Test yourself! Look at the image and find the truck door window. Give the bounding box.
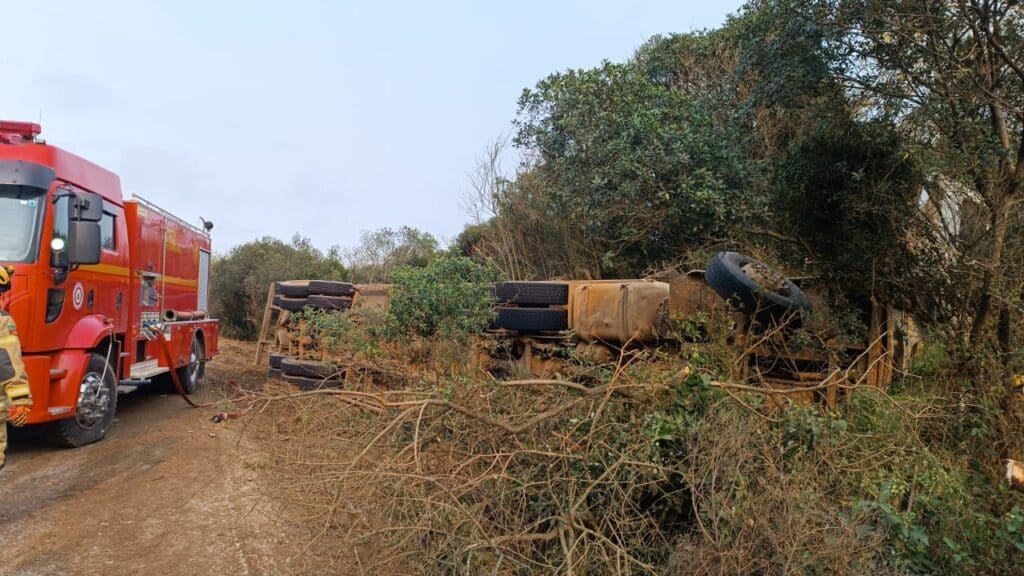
[0,185,46,263]
[101,212,117,250]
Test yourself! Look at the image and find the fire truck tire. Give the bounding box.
[704,252,812,325]
[47,352,118,448]
[269,353,286,369]
[493,282,569,306]
[491,308,568,332]
[275,281,310,298]
[275,296,309,312]
[280,357,343,380]
[283,373,343,391]
[307,295,353,311]
[175,336,204,395]
[308,280,356,297]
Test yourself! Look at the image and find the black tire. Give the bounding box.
[704,252,812,325]
[47,352,117,448]
[307,295,353,311]
[267,368,282,379]
[175,335,204,395]
[308,280,355,297]
[269,353,286,369]
[275,280,310,298]
[491,307,568,332]
[283,373,343,391]
[281,357,343,380]
[274,296,309,312]
[493,282,569,306]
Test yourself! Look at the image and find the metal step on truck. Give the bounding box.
[0,120,219,446]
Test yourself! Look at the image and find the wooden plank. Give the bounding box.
[253,282,277,366]
[867,297,883,387]
[883,305,897,386]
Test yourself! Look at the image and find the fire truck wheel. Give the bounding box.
[704,251,812,326]
[308,280,356,297]
[275,280,310,298]
[47,352,118,448]
[491,308,568,332]
[493,282,569,306]
[176,337,205,395]
[275,296,309,312]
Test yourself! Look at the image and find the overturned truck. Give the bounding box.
[256,252,921,405]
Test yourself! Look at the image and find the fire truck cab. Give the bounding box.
[0,120,219,446]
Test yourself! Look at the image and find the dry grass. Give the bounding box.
[229,334,908,575]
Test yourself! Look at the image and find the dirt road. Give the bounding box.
[0,342,294,576]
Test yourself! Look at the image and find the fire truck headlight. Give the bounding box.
[50,237,66,252]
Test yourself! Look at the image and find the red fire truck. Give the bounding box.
[0,120,219,446]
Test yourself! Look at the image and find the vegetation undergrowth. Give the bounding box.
[254,269,1024,575]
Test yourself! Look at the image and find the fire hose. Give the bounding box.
[146,324,249,423]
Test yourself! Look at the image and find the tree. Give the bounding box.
[513,61,749,277]
[211,234,347,339]
[818,0,1024,345]
[345,226,440,283]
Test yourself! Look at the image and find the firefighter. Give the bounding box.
[0,265,31,470]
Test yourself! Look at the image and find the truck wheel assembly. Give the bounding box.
[274,294,354,312]
[175,336,205,395]
[283,373,341,391]
[47,352,118,448]
[308,280,355,298]
[704,251,812,326]
[491,308,568,332]
[493,282,569,306]
[280,357,343,380]
[275,280,311,298]
[493,280,573,305]
[307,295,353,311]
[274,296,309,312]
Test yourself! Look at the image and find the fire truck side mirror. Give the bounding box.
[71,191,103,222]
[67,221,101,265]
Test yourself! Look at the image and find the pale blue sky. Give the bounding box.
[3,1,743,254]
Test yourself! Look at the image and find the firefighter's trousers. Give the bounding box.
[0,312,30,469]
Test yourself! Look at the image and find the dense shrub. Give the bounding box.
[385,255,499,340]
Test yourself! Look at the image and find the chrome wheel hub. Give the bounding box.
[188,343,199,388]
[75,371,110,429]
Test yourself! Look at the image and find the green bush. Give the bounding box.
[385,255,499,340]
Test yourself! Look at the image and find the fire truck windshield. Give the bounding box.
[0,185,46,263]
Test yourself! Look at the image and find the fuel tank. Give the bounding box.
[569,280,670,344]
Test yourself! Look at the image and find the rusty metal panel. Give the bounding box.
[570,280,669,344]
[668,272,721,318]
[353,283,390,310]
